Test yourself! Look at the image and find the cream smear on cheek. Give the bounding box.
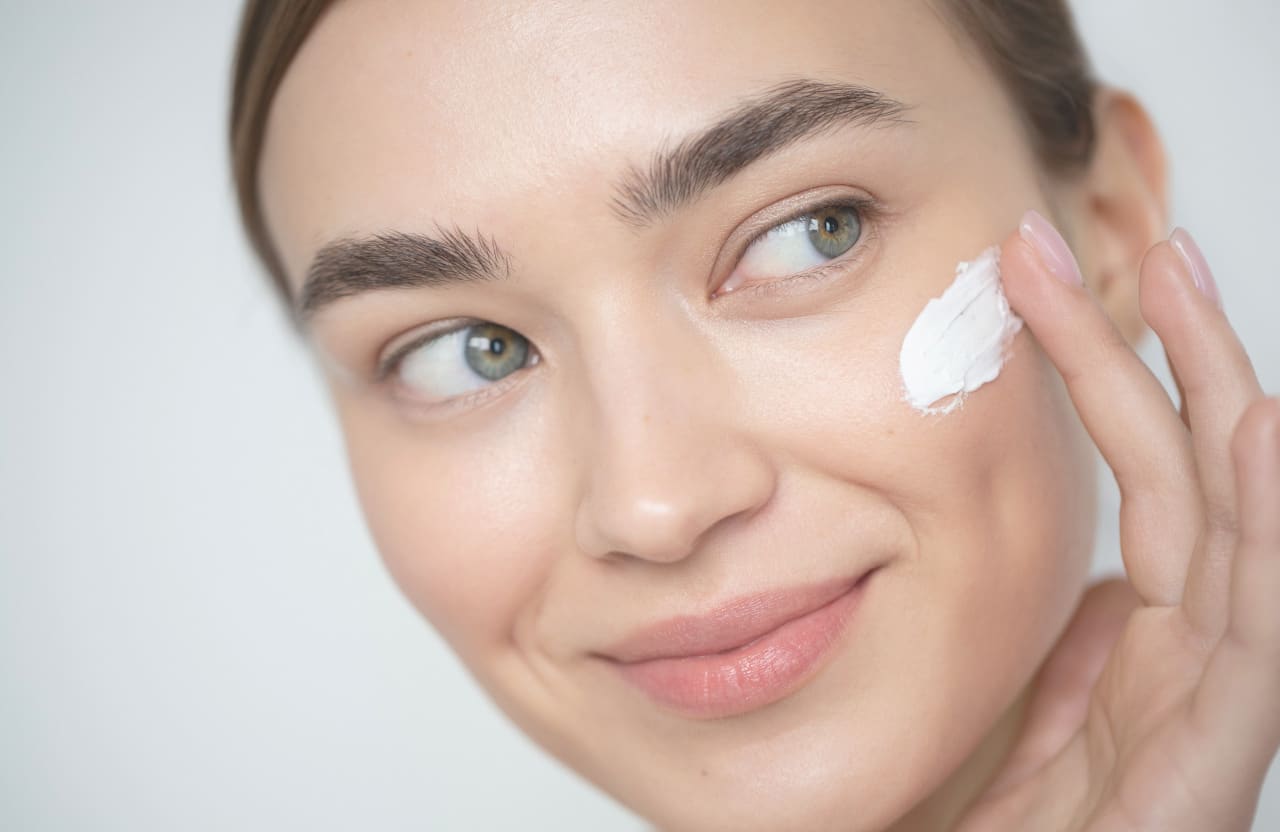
[898,247,1023,415]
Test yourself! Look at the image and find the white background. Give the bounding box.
[2,1,1277,829]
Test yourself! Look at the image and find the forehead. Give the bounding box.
[258,0,985,290]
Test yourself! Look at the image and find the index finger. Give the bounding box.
[999,211,1200,607]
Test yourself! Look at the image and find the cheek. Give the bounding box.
[332,392,562,662]
[733,293,1095,694]
[896,332,1096,644]
[732,257,1094,594]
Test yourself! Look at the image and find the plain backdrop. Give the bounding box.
[2,1,1277,829]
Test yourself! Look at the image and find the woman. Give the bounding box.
[229,1,1279,829]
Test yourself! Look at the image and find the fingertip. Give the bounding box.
[1136,240,1189,325]
[997,211,1088,313]
[998,220,1087,329]
[998,230,1048,299]
[1016,209,1085,288]
[1141,231,1225,303]
[1170,228,1223,308]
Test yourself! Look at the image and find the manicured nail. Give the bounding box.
[1170,227,1221,308]
[1018,209,1084,287]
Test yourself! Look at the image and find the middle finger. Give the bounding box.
[1141,230,1264,636]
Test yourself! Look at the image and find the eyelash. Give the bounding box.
[375,193,879,399]
[376,319,473,383]
[375,323,538,417]
[714,194,879,301]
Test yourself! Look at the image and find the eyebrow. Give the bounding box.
[611,78,911,226]
[298,227,510,323]
[296,78,910,324]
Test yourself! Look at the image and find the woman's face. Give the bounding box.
[260,1,1099,828]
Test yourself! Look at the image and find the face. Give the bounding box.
[259,1,1098,828]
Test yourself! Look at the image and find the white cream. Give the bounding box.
[898,246,1023,415]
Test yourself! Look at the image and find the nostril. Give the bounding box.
[577,494,704,564]
[574,450,777,566]
[571,380,778,564]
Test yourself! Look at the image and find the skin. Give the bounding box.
[256,1,1280,829]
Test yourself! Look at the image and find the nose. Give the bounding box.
[572,316,776,565]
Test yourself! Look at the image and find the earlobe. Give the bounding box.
[1071,88,1170,346]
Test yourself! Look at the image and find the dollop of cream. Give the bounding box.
[898,246,1023,415]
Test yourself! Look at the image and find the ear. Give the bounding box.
[1063,88,1169,346]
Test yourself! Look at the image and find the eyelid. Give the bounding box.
[392,359,531,415]
[374,318,542,419]
[713,191,882,299]
[740,194,876,253]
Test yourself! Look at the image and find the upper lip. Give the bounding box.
[596,567,878,664]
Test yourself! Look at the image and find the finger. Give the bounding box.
[1141,231,1265,637]
[1001,211,1201,607]
[1164,348,1189,427]
[1188,396,1280,773]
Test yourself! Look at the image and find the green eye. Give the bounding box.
[464,322,529,380]
[806,206,861,258]
[724,199,868,295]
[390,320,535,404]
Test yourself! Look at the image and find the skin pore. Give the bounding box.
[256,1,1169,829]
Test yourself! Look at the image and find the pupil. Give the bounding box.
[806,206,861,259]
[465,323,530,382]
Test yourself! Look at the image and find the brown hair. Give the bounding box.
[229,0,333,312]
[229,0,1097,310]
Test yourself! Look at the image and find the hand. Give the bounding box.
[955,214,1280,832]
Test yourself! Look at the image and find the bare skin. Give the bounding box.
[953,225,1278,831]
[256,1,1279,828]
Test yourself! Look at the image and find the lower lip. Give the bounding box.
[609,571,874,719]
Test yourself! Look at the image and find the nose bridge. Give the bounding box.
[572,299,775,564]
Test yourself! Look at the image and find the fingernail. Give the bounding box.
[1018,209,1084,287]
[1170,227,1221,308]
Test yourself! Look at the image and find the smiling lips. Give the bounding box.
[599,567,878,719]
